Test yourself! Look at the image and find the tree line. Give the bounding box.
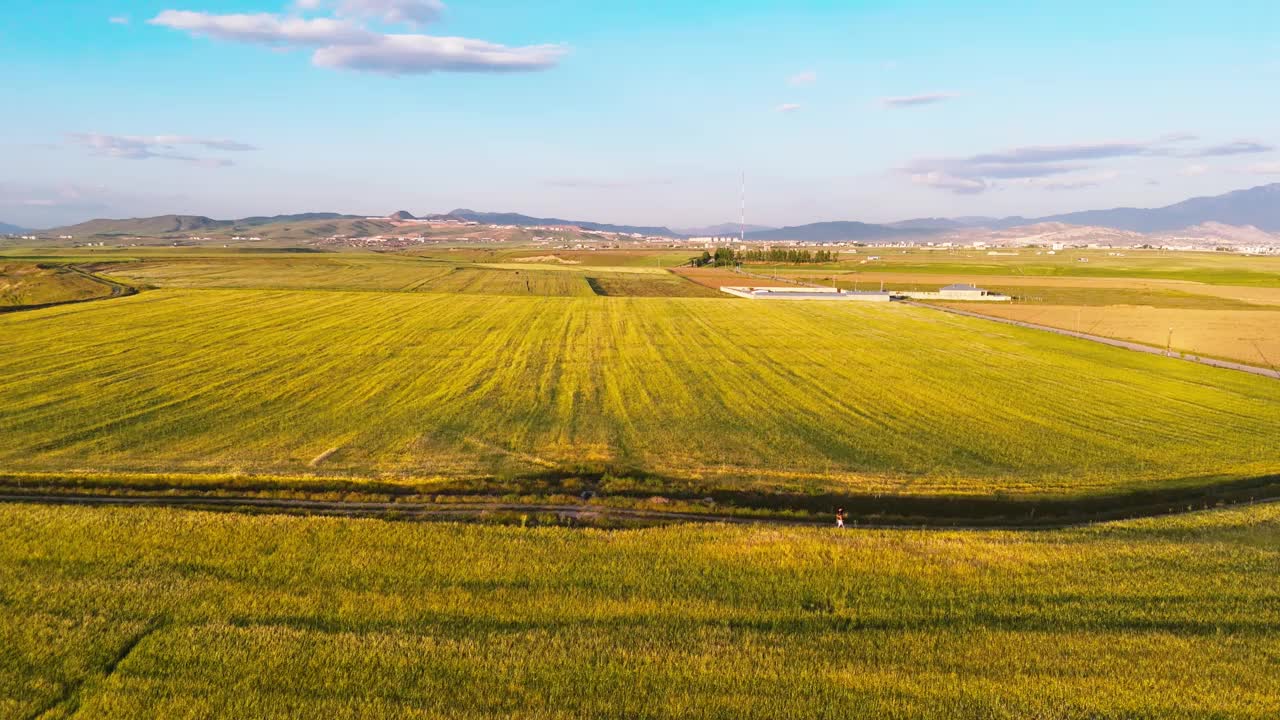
[690,247,838,267]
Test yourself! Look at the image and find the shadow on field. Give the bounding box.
[2,469,1279,529]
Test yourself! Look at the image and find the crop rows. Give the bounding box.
[0,503,1277,718]
[1,289,1276,497]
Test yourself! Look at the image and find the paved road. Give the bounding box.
[908,301,1280,380]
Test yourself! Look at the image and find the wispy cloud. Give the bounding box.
[906,136,1197,194]
[1247,162,1280,175]
[109,16,129,25]
[150,4,566,75]
[1190,140,1274,157]
[68,132,257,167]
[880,92,960,108]
[546,178,674,189]
[787,70,816,87]
[1179,164,1210,177]
[332,0,445,26]
[775,103,801,113]
[910,172,987,195]
[1014,170,1120,192]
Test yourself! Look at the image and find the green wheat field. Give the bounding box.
[2,502,1278,719]
[2,285,1277,498]
[1,251,1278,718]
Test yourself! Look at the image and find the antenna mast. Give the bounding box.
[740,172,746,244]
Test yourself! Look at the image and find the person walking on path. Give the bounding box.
[835,507,847,529]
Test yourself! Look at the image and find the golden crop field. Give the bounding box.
[950,303,1280,368]
[2,287,1277,500]
[1,502,1277,719]
[98,255,718,298]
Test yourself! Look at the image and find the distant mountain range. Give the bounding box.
[686,183,1280,242]
[47,213,363,237]
[1025,183,1280,232]
[746,222,920,242]
[674,223,776,236]
[25,182,1280,246]
[0,221,30,234]
[428,209,677,237]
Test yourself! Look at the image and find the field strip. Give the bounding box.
[907,302,1280,379]
[0,265,137,314]
[3,487,1279,530]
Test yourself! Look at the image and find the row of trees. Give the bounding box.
[690,248,838,267]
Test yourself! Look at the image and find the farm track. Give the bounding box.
[907,301,1280,379]
[2,486,1278,530]
[0,264,136,314]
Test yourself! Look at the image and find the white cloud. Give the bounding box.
[880,92,960,108]
[68,133,256,167]
[336,0,446,25]
[150,11,372,45]
[787,70,816,86]
[314,35,565,74]
[109,16,129,25]
[150,6,565,75]
[910,172,986,194]
[1179,164,1210,177]
[1015,170,1120,191]
[1248,162,1280,175]
[1190,140,1274,157]
[905,136,1205,194]
[775,103,801,113]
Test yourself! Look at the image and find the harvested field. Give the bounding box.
[948,303,1280,368]
[797,272,1280,307]
[585,272,723,297]
[102,257,597,296]
[672,267,804,289]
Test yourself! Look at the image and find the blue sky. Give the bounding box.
[3,0,1279,228]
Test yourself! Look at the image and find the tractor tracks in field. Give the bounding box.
[905,301,1280,380]
[2,487,1278,531]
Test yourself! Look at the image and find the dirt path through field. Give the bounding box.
[2,485,1279,530]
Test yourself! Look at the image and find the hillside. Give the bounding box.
[0,221,28,234]
[1025,183,1280,232]
[441,209,677,237]
[234,212,361,227]
[52,215,229,236]
[675,223,775,236]
[746,221,925,242]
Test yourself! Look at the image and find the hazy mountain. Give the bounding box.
[885,218,972,231]
[1024,183,1280,232]
[675,223,775,236]
[234,213,360,227]
[50,215,229,236]
[45,213,363,236]
[941,222,1147,246]
[0,221,29,234]
[388,211,416,221]
[746,221,924,242]
[442,209,677,237]
[1149,222,1280,247]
